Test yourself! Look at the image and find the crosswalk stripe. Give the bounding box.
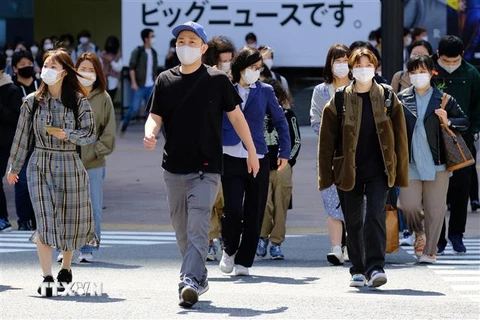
[442,277,480,282]
[451,284,480,291]
[434,270,480,275]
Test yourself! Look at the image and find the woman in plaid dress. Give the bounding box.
[7,49,97,297]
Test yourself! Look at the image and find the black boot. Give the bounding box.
[37,275,55,297]
[57,269,73,292]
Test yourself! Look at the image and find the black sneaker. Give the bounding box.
[178,278,199,308]
[18,221,34,231]
[57,269,73,292]
[37,275,55,297]
[0,219,12,232]
[471,200,480,212]
[448,233,466,254]
[198,278,209,296]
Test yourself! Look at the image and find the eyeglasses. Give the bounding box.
[249,66,264,72]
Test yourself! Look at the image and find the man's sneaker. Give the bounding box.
[327,245,344,265]
[206,244,217,261]
[56,269,73,292]
[399,231,414,246]
[78,252,94,263]
[198,279,209,296]
[18,221,34,231]
[219,250,235,273]
[256,237,269,257]
[367,270,387,288]
[414,233,426,257]
[270,244,284,260]
[343,246,350,262]
[418,254,436,264]
[0,219,12,232]
[448,233,466,254]
[234,264,250,276]
[37,275,55,297]
[57,252,63,263]
[349,274,366,287]
[178,277,199,308]
[471,200,480,212]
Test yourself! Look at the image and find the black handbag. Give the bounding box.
[439,93,475,172]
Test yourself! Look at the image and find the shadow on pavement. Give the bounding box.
[29,293,125,303]
[208,275,319,285]
[349,288,445,296]
[178,301,288,317]
[0,285,22,293]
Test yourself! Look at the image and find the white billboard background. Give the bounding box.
[122,0,381,68]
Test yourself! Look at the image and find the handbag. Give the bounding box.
[438,93,475,172]
[385,204,399,254]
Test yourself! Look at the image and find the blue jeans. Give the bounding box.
[122,85,154,129]
[15,151,35,224]
[80,166,105,253]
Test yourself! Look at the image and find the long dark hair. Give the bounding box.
[323,44,351,84]
[203,36,235,66]
[104,36,120,55]
[231,46,262,83]
[35,49,87,111]
[76,52,107,92]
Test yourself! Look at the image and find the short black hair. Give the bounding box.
[12,50,34,67]
[438,35,464,57]
[77,29,91,40]
[60,33,74,45]
[403,28,411,37]
[408,40,433,56]
[407,55,434,73]
[0,52,6,70]
[231,46,262,83]
[245,32,257,42]
[141,28,154,43]
[412,27,427,39]
[349,40,381,64]
[104,36,120,54]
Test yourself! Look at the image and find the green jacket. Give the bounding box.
[80,89,116,170]
[432,57,480,136]
[129,45,158,87]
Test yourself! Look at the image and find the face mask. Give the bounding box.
[369,40,377,47]
[17,66,34,78]
[263,58,273,70]
[41,67,63,86]
[332,62,349,78]
[149,37,156,45]
[352,67,375,84]
[6,49,13,57]
[176,46,202,65]
[248,43,257,49]
[405,37,412,47]
[422,36,429,42]
[30,46,38,55]
[438,59,461,74]
[44,43,54,51]
[77,71,96,87]
[241,68,260,85]
[219,61,231,73]
[79,37,89,45]
[409,73,431,90]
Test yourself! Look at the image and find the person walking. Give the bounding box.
[143,21,259,308]
[100,36,123,101]
[318,48,409,288]
[7,49,97,297]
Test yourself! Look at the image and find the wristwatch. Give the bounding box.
[447,120,451,127]
[474,133,479,141]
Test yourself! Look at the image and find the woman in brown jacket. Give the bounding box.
[318,48,409,288]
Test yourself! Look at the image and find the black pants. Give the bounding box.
[0,146,10,220]
[107,88,117,102]
[221,154,270,268]
[338,174,389,278]
[470,142,478,203]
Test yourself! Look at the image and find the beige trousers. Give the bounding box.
[397,171,450,255]
[260,164,293,245]
[209,182,224,241]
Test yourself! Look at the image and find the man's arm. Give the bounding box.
[226,106,259,177]
[144,113,163,150]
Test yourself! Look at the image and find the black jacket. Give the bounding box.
[398,86,469,165]
[0,76,23,148]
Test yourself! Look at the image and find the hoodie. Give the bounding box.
[0,73,23,148]
[80,89,116,169]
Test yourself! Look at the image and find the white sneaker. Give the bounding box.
[399,231,414,246]
[418,254,436,264]
[206,245,217,261]
[349,274,366,287]
[327,245,344,265]
[56,252,63,263]
[343,246,350,262]
[234,264,250,276]
[219,250,235,273]
[78,252,93,263]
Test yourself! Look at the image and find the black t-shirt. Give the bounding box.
[355,92,385,180]
[150,64,242,174]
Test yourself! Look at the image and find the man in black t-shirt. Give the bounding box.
[143,21,259,309]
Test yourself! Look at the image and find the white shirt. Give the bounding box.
[145,48,154,87]
[223,83,264,159]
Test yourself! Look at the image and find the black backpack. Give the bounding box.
[334,83,393,157]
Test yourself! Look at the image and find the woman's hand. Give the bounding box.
[435,108,449,125]
[50,130,67,140]
[277,158,288,171]
[7,173,19,185]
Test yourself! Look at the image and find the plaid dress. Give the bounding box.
[8,93,98,251]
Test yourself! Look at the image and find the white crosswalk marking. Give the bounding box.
[406,238,480,303]
[0,231,178,254]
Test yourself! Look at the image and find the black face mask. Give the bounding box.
[17,66,34,78]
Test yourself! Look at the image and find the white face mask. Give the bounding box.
[409,73,431,90]
[149,37,156,45]
[422,36,429,42]
[176,45,202,65]
[30,46,39,55]
[263,58,273,70]
[44,43,54,51]
[77,71,96,87]
[438,59,461,74]
[6,49,13,57]
[248,43,257,49]
[369,40,377,47]
[405,37,412,47]
[41,67,63,86]
[332,62,349,78]
[242,68,260,85]
[219,61,231,73]
[79,37,89,45]
[352,67,375,84]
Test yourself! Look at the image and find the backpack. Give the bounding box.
[334,83,393,156]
